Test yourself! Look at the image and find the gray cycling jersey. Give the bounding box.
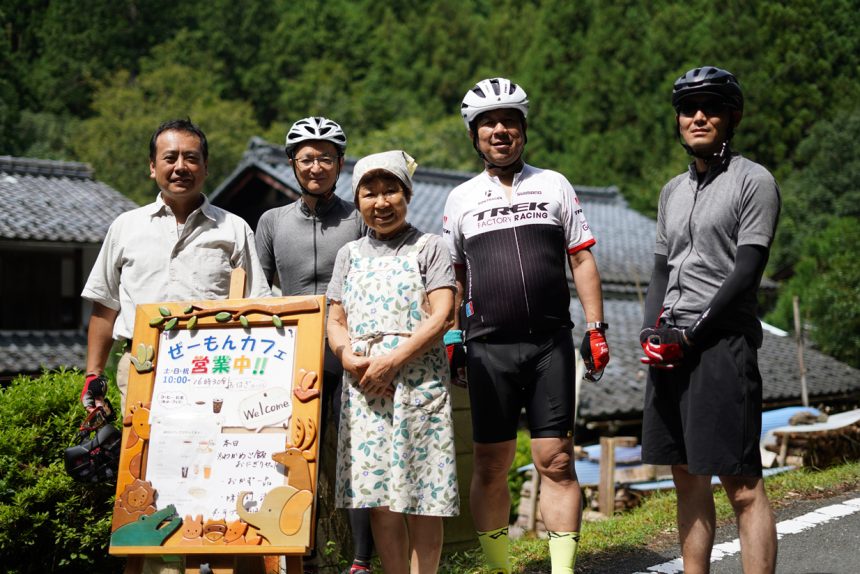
[256,195,366,296]
[655,153,780,343]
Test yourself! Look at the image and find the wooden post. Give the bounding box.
[598,437,616,516]
[230,268,247,299]
[526,469,541,532]
[598,436,638,517]
[777,437,789,467]
[793,296,809,407]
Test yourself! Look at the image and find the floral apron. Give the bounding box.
[335,234,459,516]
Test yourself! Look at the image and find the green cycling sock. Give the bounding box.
[547,531,580,574]
[477,526,511,573]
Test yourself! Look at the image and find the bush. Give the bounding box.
[0,369,122,573]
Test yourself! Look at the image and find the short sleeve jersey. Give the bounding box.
[255,195,365,296]
[656,153,780,342]
[442,164,595,340]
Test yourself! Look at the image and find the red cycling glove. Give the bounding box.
[640,326,691,369]
[81,373,108,411]
[580,329,610,382]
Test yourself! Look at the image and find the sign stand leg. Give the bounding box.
[186,555,235,573]
[123,556,144,574]
[284,556,303,572]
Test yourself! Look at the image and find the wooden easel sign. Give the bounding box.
[109,294,324,563]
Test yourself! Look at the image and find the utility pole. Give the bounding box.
[793,296,809,407]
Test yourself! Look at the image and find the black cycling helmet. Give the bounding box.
[672,66,743,163]
[672,66,744,112]
[64,402,121,483]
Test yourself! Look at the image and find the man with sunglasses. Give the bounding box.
[640,67,780,573]
[255,117,371,574]
[443,78,609,574]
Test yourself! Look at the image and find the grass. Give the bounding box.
[437,459,860,573]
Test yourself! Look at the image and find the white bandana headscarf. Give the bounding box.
[351,150,418,195]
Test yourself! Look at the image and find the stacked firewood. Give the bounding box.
[766,414,860,468]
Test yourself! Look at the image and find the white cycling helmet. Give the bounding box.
[460,77,529,131]
[284,116,347,158]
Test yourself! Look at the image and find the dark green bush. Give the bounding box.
[0,369,123,573]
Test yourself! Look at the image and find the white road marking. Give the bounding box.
[632,497,860,573]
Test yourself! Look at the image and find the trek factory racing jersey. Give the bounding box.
[443,164,595,340]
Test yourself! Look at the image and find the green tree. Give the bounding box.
[21,0,200,116]
[193,0,279,105]
[13,111,79,159]
[770,110,860,275]
[350,116,475,172]
[3,0,860,237]
[71,34,262,204]
[766,109,860,368]
[0,29,20,154]
[767,218,860,368]
[243,0,375,127]
[740,0,860,181]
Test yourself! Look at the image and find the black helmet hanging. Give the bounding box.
[64,401,121,483]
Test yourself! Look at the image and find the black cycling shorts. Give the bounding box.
[466,329,575,443]
[642,331,763,476]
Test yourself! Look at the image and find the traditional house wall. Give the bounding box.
[0,156,137,378]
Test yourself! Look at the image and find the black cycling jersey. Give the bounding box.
[442,164,595,340]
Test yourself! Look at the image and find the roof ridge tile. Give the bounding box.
[0,156,94,180]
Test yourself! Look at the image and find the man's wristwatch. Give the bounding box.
[585,321,609,331]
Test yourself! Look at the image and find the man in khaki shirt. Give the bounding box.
[80,119,269,572]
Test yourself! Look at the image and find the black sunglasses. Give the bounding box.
[677,99,728,117]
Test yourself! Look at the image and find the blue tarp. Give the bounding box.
[628,466,796,491]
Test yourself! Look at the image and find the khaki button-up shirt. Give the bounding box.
[82,194,271,340]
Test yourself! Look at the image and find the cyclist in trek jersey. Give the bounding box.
[442,77,610,574]
[640,67,780,574]
[255,117,372,574]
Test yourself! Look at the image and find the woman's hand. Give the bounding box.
[341,351,371,380]
[358,355,397,398]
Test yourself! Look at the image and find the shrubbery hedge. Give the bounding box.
[0,370,123,573]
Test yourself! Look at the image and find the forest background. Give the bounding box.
[1,0,858,366]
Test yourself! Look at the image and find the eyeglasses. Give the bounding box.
[677,99,728,117]
[295,155,337,169]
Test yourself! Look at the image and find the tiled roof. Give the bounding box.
[0,330,86,374]
[213,139,853,420]
[212,138,654,289]
[571,299,860,420]
[0,156,137,243]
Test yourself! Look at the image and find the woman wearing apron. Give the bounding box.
[326,151,459,574]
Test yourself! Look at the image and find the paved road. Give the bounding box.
[578,490,860,574]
